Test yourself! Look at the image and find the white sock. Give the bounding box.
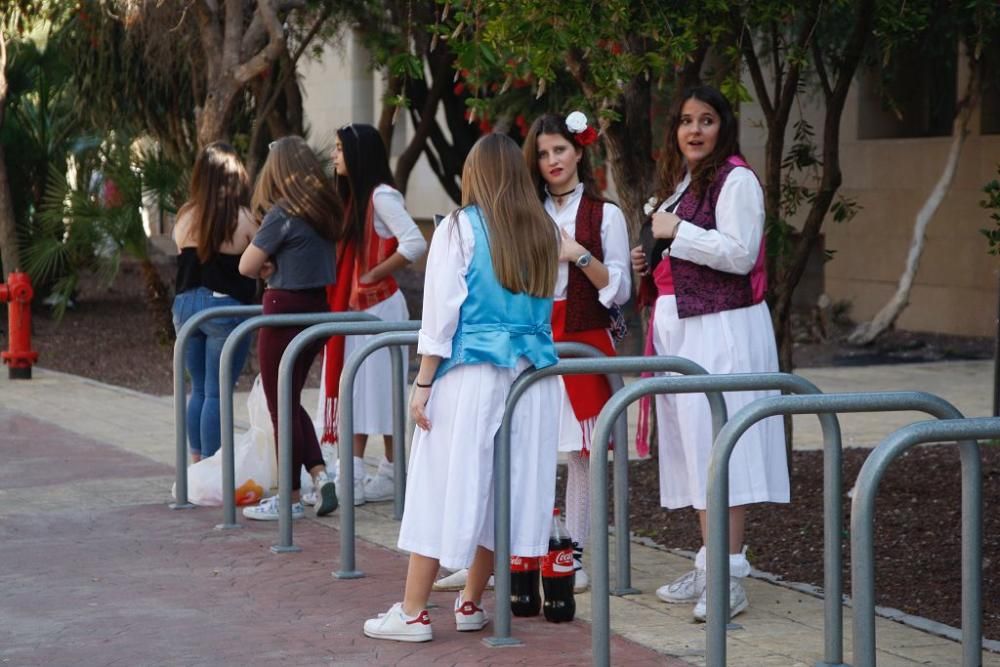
[694,545,707,571]
[352,456,365,480]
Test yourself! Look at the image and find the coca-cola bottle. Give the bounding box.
[541,508,576,623]
[509,555,541,617]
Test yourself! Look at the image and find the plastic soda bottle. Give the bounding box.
[509,555,541,616]
[541,508,576,622]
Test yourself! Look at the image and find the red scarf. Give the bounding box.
[321,240,356,443]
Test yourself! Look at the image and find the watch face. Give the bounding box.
[577,253,591,267]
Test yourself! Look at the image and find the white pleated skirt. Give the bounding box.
[313,290,410,437]
[397,358,560,570]
[652,295,789,510]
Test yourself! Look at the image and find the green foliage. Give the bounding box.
[441,0,726,121]
[980,165,1000,255]
[21,135,186,317]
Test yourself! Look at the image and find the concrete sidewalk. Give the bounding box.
[1,362,997,666]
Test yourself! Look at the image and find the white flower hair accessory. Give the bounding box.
[643,196,659,216]
[565,111,599,146]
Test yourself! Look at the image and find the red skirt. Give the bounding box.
[551,300,616,440]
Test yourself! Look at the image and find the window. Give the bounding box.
[858,34,957,139]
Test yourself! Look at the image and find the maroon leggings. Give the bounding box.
[258,288,328,490]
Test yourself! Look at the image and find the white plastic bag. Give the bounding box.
[172,375,277,506]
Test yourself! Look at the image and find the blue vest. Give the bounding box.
[436,206,557,380]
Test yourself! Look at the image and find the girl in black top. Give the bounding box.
[172,142,258,462]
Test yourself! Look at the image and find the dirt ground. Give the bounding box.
[4,258,998,639]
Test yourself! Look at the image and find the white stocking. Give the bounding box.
[565,451,590,549]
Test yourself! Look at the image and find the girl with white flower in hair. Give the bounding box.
[524,111,631,592]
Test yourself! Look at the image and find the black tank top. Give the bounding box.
[175,247,257,305]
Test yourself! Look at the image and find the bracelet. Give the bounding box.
[415,380,433,388]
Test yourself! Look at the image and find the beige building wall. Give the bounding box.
[740,74,1000,338]
[297,31,457,226]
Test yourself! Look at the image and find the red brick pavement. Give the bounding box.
[0,411,690,666]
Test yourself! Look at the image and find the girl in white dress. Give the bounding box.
[316,123,427,506]
[632,85,788,621]
[363,133,561,643]
[524,111,630,592]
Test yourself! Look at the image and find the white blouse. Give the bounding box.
[371,184,428,262]
[543,184,631,306]
[416,210,474,359]
[659,167,764,275]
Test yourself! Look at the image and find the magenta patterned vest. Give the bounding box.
[670,160,755,318]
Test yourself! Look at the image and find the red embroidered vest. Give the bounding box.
[348,191,399,311]
[565,195,610,332]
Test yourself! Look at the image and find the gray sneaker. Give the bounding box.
[313,471,338,517]
[692,578,749,622]
[655,568,706,603]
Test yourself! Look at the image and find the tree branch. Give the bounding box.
[193,0,224,82]
[222,0,243,72]
[736,20,773,120]
[234,0,286,84]
[241,0,307,60]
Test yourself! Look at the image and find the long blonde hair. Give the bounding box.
[462,133,558,297]
[252,135,343,242]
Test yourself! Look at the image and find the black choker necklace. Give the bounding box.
[549,186,577,198]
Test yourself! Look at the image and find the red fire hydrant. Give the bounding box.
[0,270,39,379]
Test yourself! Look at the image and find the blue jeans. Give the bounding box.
[172,287,252,458]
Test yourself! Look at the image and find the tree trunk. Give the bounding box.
[848,58,981,345]
[140,253,175,345]
[0,32,20,277]
[0,144,19,277]
[193,0,288,148]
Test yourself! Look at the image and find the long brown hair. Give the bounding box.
[252,135,343,242]
[462,133,558,297]
[522,113,603,202]
[179,142,250,262]
[657,85,741,201]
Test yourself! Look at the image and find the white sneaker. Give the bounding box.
[692,578,749,622]
[313,470,338,516]
[573,567,590,593]
[301,491,317,506]
[656,568,706,604]
[431,569,495,591]
[364,472,395,502]
[454,595,489,632]
[363,602,432,642]
[337,463,366,506]
[242,496,304,521]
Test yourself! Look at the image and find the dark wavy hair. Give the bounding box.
[335,123,396,244]
[656,85,741,200]
[180,142,250,262]
[523,113,603,203]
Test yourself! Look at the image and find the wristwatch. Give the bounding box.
[575,251,593,268]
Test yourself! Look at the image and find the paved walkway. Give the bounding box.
[1,361,997,666]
